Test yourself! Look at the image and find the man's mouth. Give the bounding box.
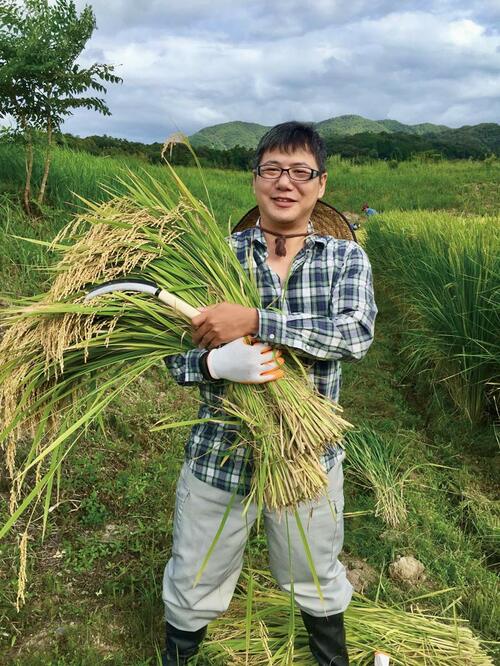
[272,197,296,205]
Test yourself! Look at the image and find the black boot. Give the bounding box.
[300,611,349,666]
[162,622,207,666]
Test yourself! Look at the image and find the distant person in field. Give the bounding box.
[162,122,377,665]
[362,203,378,217]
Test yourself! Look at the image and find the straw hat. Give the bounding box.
[232,200,357,241]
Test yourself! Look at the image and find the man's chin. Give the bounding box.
[265,212,308,229]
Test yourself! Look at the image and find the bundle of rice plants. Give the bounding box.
[201,571,495,665]
[0,166,351,556]
[344,427,409,528]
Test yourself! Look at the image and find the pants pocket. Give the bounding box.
[327,460,345,514]
[326,462,345,560]
[172,475,191,549]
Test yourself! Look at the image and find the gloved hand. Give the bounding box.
[206,337,285,384]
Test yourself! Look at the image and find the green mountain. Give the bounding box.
[189,115,454,149]
[435,123,500,154]
[377,119,411,133]
[189,121,270,149]
[410,122,451,135]
[316,115,389,136]
[323,122,500,160]
[53,120,499,169]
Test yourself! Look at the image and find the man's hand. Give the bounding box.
[206,337,285,383]
[192,302,259,349]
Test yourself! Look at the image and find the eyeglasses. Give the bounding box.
[254,165,321,182]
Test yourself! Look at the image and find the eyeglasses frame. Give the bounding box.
[253,165,322,182]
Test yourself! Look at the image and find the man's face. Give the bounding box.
[253,147,327,230]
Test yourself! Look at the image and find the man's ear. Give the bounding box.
[318,172,327,198]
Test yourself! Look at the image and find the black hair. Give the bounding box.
[253,121,327,173]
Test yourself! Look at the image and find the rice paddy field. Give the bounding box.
[0,143,498,665]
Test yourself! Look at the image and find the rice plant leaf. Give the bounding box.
[285,513,296,646]
[403,587,457,604]
[151,417,239,431]
[9,235,69,251]
[41,436,65,540]
[293,509,324,604]
[14,360,150,480]
[0,469,53,540]
[245,568,254,663]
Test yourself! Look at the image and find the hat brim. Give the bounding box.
[231,200,357,242]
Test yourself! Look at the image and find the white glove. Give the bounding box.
[206,337,285,384]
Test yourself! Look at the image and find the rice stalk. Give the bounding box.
[15,530,28,612]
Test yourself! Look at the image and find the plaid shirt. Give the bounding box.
[165,225,377,495]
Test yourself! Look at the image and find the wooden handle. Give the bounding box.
[157,289,200,320]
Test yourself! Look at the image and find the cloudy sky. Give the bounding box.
[62,0,500,143]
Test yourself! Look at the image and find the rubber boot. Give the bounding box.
[300,611,349,666]
[162,622,207,666]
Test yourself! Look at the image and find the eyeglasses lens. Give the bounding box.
[258,167,313,181]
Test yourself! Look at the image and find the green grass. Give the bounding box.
[343,427,409,528]
[326,155,500,214]
[340,289,498,636]
[0,151,498,663]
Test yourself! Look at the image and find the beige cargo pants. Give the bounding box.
[163,457,352,631]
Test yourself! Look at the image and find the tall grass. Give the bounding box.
[0,195,67,296]
[0,143,256,226]
[364,211,499,422]
[0,143,499,221]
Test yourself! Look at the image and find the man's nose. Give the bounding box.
[276,170,294,187]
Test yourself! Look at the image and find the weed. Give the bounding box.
[78,490,109,527]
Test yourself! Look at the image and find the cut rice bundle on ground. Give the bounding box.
[202,572,495,665]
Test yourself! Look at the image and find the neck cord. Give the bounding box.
[260,226,310,257]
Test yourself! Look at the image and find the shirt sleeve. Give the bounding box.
[257,244,377,361]
[164,349,208,385]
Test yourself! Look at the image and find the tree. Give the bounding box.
[0,0,122,214]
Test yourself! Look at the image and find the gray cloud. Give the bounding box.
[61,2,500,142]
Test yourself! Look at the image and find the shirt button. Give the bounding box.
[269,334,275,340]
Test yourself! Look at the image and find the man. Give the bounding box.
[163,121,377,665]
[361,203,378,217]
